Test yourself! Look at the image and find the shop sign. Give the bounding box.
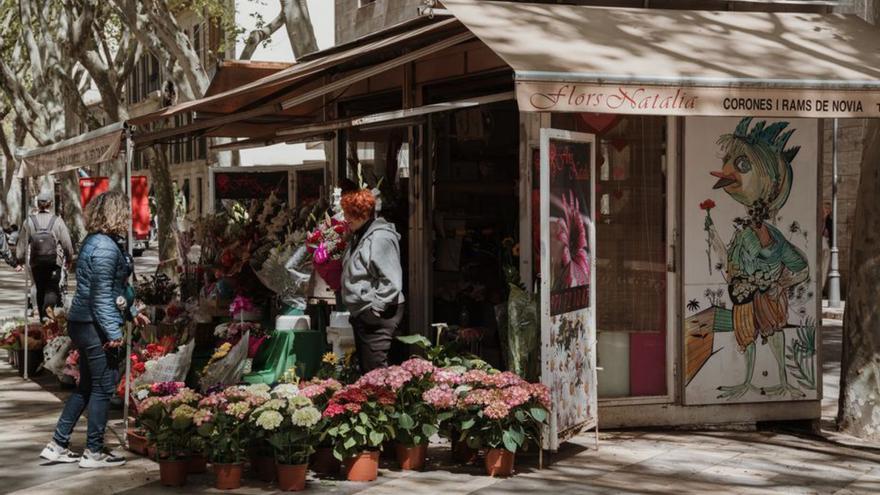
[20,130,122,178]
[518,81,880,118]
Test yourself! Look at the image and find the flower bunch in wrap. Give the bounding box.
[305,215,348,266]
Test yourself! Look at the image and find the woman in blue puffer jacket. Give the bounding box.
[40,191,149,469]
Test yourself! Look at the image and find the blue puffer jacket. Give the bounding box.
[68,233,134,340]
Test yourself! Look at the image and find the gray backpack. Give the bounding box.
[29,215,58,267]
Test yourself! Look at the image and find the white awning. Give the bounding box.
[17,122,125,178]
[444,0,880,117]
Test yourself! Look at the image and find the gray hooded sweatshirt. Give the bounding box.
[341,217,405,317]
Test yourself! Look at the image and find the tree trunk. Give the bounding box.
[58,170,85,246]
[837,119,880,440]
[150,143,179,280]
[280,0,319,58]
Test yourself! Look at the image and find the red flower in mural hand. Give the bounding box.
[700,199,716,211]
[557,191,590,288]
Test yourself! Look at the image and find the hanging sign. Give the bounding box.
[518,82,880,118]
[19,127,123,178]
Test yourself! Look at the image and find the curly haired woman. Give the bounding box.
[40,191,149,468]
[340,188,405,373]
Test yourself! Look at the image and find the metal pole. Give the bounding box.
[828,119,842,307]
[117,296,132,449]
[125,127,134,257]
[21,178,29,380]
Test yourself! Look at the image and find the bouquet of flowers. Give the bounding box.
[42,309,71,380]
[199,331,250,392]
[306,214,349,291]
[63,349,80,383]
[250,386,323,466]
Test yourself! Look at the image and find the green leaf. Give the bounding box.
[369,431,384,446]
[421,423,438,438]
[399,413,415,430]
[515,410,528,422]
[460,418,475,430]
[354,425,366,435]
[508,427,525,446]
[338,423,350,434]
[343,438,357,450]
[359,412,369,424]
[502,430,519,453]
[529,407,548,423]
[397,334,432,348]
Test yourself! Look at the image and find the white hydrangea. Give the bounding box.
[135,389,150,400]
[272,383,300,400]
[290,406,321,428]
[243,383,271,399]
[255,410,284,431]
[288,395,312,410]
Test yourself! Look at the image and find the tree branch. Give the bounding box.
[239,10,285,60]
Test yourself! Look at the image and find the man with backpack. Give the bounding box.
[15,191,74,320]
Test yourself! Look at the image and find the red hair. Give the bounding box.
[340,189,376,220]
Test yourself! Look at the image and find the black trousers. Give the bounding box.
[350,304,404,373]
[32,264,62,320]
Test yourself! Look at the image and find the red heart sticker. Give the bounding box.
[578,113,620,135]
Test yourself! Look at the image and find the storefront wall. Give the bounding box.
[319,31,824,430]
[523,112,823,429]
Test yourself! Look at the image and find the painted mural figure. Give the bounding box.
[703,118,810,400]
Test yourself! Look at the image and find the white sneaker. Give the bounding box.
[40,441,80,463]
[78,449,126,469]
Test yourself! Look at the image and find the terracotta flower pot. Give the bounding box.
[310,447,340,476]
[214,463,244,490]
[126,430,148,456]
[395,443,427,471]
[188,454,208,474]
[484,448,515,477]
[158,459,188,487]
[252,455,277,482]
[343,451,380,482]
[451,438,479,464]
[277,463,308,491]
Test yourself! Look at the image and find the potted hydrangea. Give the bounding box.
[137,384,202,486]
[251,386,322,491]
[386,358,438,471]
[452,371,550,477]
[322,382,396,482]
[196,386,267,489]
[298,377,343,475]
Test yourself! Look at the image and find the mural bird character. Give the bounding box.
[704,118,810,400]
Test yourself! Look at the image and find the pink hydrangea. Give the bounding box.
[356,366,413,391]
[433,368,463,385]
[401,358,435,377]
[422,384,456,409]
[193,409,213,426]
[501,385,531,408]
[487,371,527,388]
[483,401,511,420]
[527,383,551,408]
[137,396,163,414]
[462,388,495,407]
[462,369,491,385]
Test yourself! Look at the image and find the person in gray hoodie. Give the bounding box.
[340,189,405,372]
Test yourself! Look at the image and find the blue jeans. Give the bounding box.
[52,321,120,452]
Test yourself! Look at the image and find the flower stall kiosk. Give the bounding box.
[23,0,879,488]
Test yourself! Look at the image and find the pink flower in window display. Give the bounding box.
[557,191,590,288]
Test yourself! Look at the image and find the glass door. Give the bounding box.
[539,128,598,450]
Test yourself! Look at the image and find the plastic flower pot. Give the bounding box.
[395,443,427,471]
[252,455,277,482]
[310,447,340,476]
[158,459,189,487]
[484,449,515,477]
[126,429,148,456]
[451,438,479,464]
[276,463,308,491]
[213,463,244,490]
[188,454,208,474]
[343,451,380,482]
